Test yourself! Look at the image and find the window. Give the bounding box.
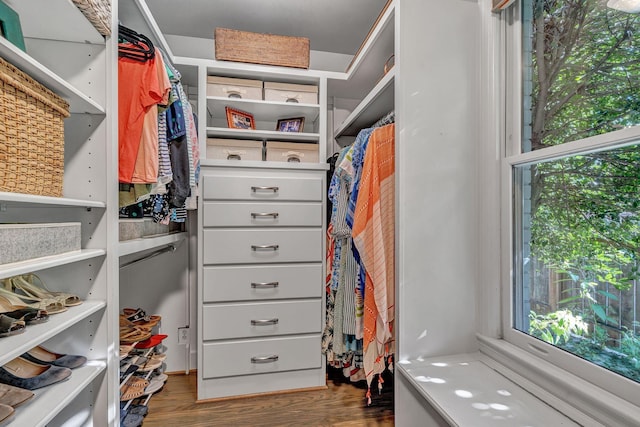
[508,0,640,402]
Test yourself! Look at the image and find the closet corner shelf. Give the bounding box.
[5,0,104,45]
[206,127,320,143]
[0,192,106,209]
[334,68,395,138]
[119,232,187,258]
[0,249,106,280]
[0,301,106,367]
[13,360,106,427]
[0,37,105,115]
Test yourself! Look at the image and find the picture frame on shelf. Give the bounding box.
[276,117,305,133]
[225,107,255,130]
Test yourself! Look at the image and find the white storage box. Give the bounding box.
[263,82,318,104]
[207,139,264,161]
[265,141,319,163]
[0,223,81,264]
[119,219,144,242]
[207,76,263,100]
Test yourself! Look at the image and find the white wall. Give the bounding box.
[396,0,481,361]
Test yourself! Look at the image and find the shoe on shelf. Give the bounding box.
[0,403,13,424]
[134,334,168,349]
[121,308,161,329]
[13,274,82,308]
[0,383,33,407]
[120,376,148,401]
[0,315,25,338]
[21,345,87,370]
[120,325,152,345]
[0,280,67,315]
[0,357,72,390]
[0,296,49,325]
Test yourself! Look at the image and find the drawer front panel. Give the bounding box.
[203,202,322,227]
[202,174,323,201]
[203,229,322,264]
[202,300,321,340]
[203,264,321,302]
[202,335,321,379]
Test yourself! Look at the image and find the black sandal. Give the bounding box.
[0,314,26,338]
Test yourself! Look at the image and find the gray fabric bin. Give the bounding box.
[0,223,81,264]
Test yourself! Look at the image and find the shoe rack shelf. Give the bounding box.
[14,361,106,427]
[0,300,106,367]
[0,250,106,280]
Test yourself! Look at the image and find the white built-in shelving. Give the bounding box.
[0,0,114,425]
[0,249,106,280]
[331,0,395,139]
[207,96,320,126]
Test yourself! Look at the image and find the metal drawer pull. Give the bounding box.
[251,282,279,289]
[251,244,279,251]
[251,318,279,326]
[251,355,279,363]
[251,212,279,218]
[251,186,279,193]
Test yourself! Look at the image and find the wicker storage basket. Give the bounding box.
[0,57,70,197]
[71,0,111,36]
[215,28,310,69]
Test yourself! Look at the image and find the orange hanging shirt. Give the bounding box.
[118,48,163,183]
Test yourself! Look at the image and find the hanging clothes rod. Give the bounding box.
[119,243,178,269]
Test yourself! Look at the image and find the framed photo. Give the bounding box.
[276,117,305,133]
[226,107,255,130]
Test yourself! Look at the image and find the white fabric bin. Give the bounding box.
[263,82,318,104]
[207,76,263,100]
[265,141,319,163]
[207,138,264,161]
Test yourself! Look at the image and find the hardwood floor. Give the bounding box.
[141,368,394,426]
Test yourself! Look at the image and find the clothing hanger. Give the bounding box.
[118,24,155,62]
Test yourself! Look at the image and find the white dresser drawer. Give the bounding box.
[203,264,321,302]
[203,202,322,227]
[203,228,322,264]
[202,300,321,340]
[202,335,322,379]
[202,173,323,201]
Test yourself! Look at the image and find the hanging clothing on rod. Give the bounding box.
[322,120,396,404]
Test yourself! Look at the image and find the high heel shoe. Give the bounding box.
[0,280,67,315]
[13,274,82,307]
[0,315,25,338]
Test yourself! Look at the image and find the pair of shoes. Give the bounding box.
[120,376,149,401]
[121,308,161,329]
[8,274,82,309]
[119,325,152,344]
[0,296,49,325]
[21,346,86,370]
[0,279,66,315]
[0,357,71,390]
[134,334,168,349]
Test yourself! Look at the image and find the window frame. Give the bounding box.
[498,0,640,411]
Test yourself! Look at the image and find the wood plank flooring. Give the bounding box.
[141,368,394,426]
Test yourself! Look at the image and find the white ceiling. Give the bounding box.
[144,0,389,56]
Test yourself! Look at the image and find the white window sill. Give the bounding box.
[397,335,640,426]
[396,353,580,426]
